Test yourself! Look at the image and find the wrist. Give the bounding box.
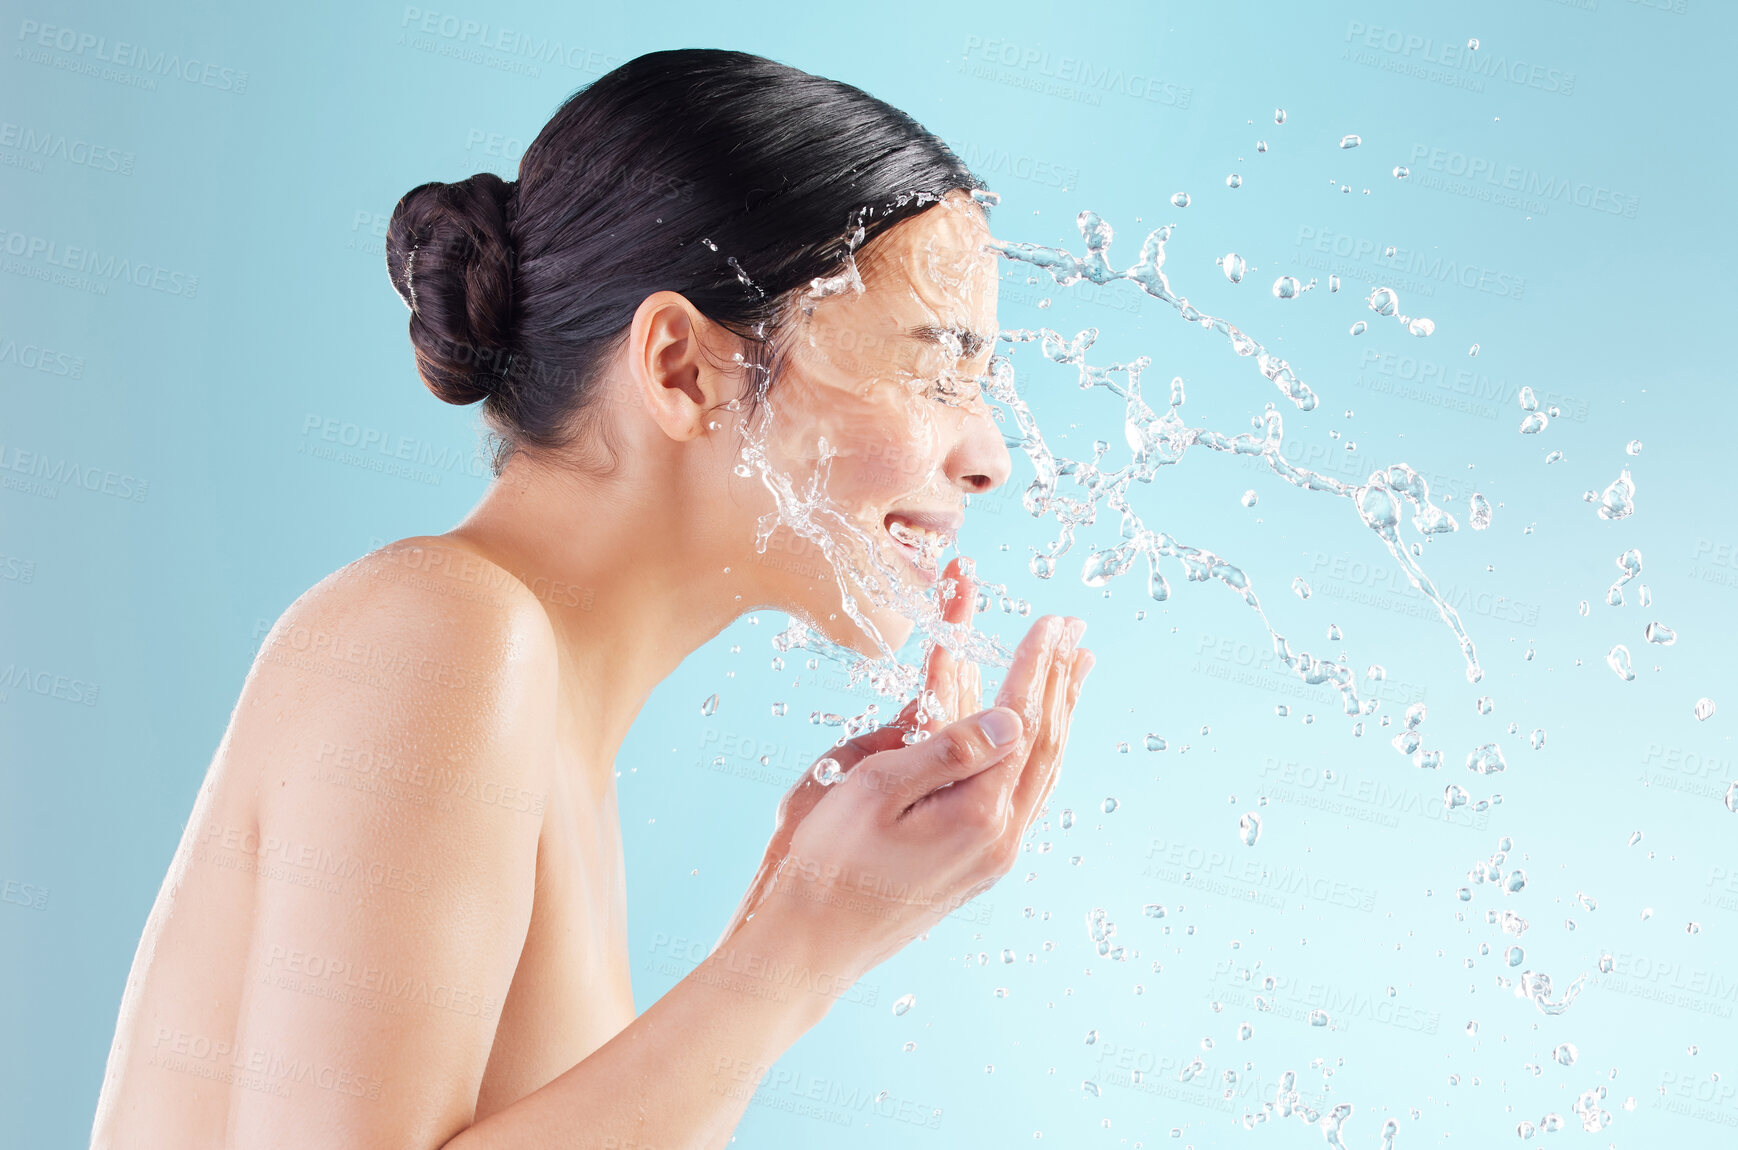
[715,898,873,1024]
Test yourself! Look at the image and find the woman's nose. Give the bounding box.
[945,403,1013,495]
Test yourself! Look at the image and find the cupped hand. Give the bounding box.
[716,557,1094,977]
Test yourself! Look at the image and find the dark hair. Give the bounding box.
[386,48,987,474]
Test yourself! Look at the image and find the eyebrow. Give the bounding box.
[906,325,994,360]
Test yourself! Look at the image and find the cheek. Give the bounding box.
[769,389,945,511]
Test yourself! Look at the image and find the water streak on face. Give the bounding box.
[750,192,1011,657]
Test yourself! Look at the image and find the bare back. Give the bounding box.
[91,539,635,1147]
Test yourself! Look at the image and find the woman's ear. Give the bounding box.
[627,290,745,442]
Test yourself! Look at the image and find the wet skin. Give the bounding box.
[91,192,1093,1149]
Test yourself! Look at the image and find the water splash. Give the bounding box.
[988,213,1484,693]
[1595,469,1636,520]
[1607,549,1642,606]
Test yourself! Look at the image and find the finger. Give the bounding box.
[860,706,1025,816]
[947,558,981,724]
[1008,619,1083,822]
[994,615,1067,733]
[1026,647,1093,831]
[937,616,1066,820]
[925,558,976,729]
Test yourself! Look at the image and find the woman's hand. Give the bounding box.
[717,556,1093,978]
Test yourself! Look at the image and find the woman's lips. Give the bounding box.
[883,511,960,580]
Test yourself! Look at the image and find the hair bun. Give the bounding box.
[386,172,518,406]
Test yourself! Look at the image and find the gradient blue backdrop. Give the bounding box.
[3,0,1735,1146]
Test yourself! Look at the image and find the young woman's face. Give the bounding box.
[744,192,1012,655]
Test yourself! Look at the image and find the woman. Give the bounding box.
[92,48,1092,1148]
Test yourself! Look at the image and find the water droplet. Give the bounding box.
[1272,275,1302,299]
[1145,733,1167,751]
[1239,812,1262,846]
[1606,644,1636,682]
[1256,139,1269,153]
[1275,704,1290,718]
[1466,743,1507,775]
[1102,797,1119,814]
[1349,320,1369,336]
[1144,903,1166,918]
[1274,108,1287,124]
[1220,252,1247,283]
[1241,489,1258,508]
[1469,343,1481,356]
[1308,1009,1329,1027]
[894,993,916,1016]
[1476,696,1493,716]
[1407,316,1436,337]
[1393,165,1410,179]
[1687,921,1701,935]
[1238,1021,1253,1040]
[1292,577,1312,600]
[1469,491,1492,529]
[1327,623,1343,641]
[1467,37,1480,49]
[1529,728,1546,750]
[1226,173,1243,189]
[1084,1029,1098,1045]
[812,757,844,786]
[1554,1043,1578,1066]
[1445,785,1469,810]
[1505,869,1528,894]
[1644,622,1677,646]
[1628,830,1644,847]
[700,693,719,716]
[1596,469,1636,521]
[1367,286,1399,317]
[903,1041,917,1052]
[1339,134,1362,149]
[1520,411,1549,435]
[1626,440,1643,455]
[1724,782,1737,813]
[1170,191,1191,208]
[1060,808,1075,830]
[1695,697,1716,721]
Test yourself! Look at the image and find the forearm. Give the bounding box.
[445,907,857,1150]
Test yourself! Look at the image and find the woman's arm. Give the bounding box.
[448,608,1093,1150]
[449,898,848,1150]
[214,548,1086,1149]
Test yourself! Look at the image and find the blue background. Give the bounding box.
[3,0,1735,1145]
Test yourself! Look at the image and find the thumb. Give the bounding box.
[864,707,1024,812]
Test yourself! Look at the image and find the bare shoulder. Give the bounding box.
[235,534,561,809]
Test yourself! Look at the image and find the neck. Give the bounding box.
[445,448,751,769]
